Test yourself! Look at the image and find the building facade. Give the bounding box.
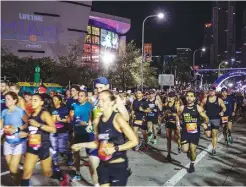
[176,48,192,65]
[1,1,131,69]
[211,1,236,66]
[242,10,246,66]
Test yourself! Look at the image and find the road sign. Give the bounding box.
[158,74,174,86]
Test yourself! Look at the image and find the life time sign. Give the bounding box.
[1,13,61,48]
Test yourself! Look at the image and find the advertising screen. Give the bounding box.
[101,29,119,50]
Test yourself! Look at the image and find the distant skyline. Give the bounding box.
[92,1,245,56]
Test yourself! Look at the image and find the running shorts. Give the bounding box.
[4,140,27,156]
[27,141,51,160]
[181,131,200,146]
[165,121,176,129]
[146,116,158,124]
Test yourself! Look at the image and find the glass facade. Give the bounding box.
[82,25,119,63]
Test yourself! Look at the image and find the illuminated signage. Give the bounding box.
[205,23,212,28]
[144,43,152,62]
[2,12,61,49]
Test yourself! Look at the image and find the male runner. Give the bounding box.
[146,90,162,144]
[66,85,80,110]
[9,83,26,110]
[131,90,150,151]
[178,90,209,173]
[201,86,226,155]
[221,87,236,144]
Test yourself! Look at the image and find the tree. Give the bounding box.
[109,41,158,90]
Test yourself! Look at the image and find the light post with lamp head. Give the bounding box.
[141,12,164,91]
[218,61,228,78]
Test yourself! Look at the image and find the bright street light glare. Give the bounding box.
[201,48,206,52]
[157,13,164,19]
[102,52,115,65]
[224,61,228,65]
[228,83,233,87]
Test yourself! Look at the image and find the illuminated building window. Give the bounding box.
[84,44,91,53]
[92,36,100,45]
[92,55,99,62]
[87,26,91,34]
[85,35,91,43]
[82,53,91,62]
[92,45,99,53]
[92,27,100,36]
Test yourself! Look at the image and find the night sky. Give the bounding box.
[92,1,245,56]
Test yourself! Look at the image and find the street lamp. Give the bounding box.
[193,47,206,68]
[141,12,165,91]
[218,61,228,77]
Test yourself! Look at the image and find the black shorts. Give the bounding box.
[146,116,158,124]
[165,122,176,129]
[27,141,50,161]
[97,161,129,186]
[132,118,147,131]
[181,131,200,146]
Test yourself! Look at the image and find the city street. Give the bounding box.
[1,117,246,186]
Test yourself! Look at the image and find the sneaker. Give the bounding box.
[135,143,142,151]
[153,139,157,145]
[71,174,81,182]
[212,149,216,155]
[228,136,233,144]
[188,163,195,173]
[166,154,172,162]
[147,134,153,144]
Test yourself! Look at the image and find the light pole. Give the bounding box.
[192,47,205,91]
[192,47,206,68]
[218,61,228,77]
[141,12,164,91]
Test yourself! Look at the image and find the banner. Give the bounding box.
[144,43,152,63]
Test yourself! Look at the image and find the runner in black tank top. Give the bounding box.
[21,94,57,186]
[179,90,209,173]
[164,91,181,162]
[71,90,138,186]
[202,86,226,155]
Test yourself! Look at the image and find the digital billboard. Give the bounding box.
[101,29,119,50]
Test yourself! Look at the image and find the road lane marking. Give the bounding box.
[163,117,242,187]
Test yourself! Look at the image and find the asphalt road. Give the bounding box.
[1,117,246,186]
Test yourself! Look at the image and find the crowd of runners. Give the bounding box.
[1,77,246,186]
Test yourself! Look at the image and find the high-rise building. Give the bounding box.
[241,10,246,66]
[176,48,192,65]
[211,1,236,66]
[203,23,213,65]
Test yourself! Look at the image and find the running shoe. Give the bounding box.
[147,133,153,144]
[60,174,70,186]
[153,139,157,145]
[71,174,81,182]
[188,163,195,173]
[166,154,172,162]
[228,135,233,144]
[135,143,142,151]
[212,149,216,155]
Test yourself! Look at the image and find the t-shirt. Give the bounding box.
[1,106,27,144]
[52,106,69,133]
[66,98,78,110]
[73,102,92,135]
[132,99,149,120]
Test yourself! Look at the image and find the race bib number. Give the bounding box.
[28,134,42,148]
[134,120,143,126]
[222,116,229,123]
[98,141,113,161]
[186,123,198,134]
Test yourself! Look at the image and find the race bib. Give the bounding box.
[134,120,143,126]
[55,123,64,129]
[186,123,198,134]
[222,116,229,123]
[6,135,16,139]
[28,134,42,148]
[98,141,113,161]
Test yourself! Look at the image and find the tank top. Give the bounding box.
[182,105,200,134]
[28,110,50,150]
[166,102,177,122]
[205,96,221,119]
[147,98,158,117]
[97,112,126,162]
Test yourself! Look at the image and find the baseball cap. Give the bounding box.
[149,89,155,94]
[168,91,176,97]
[221,87,228,92]
[94,77,109,85]
[209,86,216,91]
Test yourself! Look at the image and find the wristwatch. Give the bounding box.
[114,145,119,152]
